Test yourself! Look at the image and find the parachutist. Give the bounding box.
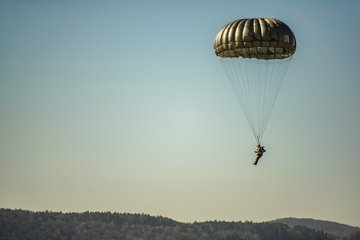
[253,144,266,165]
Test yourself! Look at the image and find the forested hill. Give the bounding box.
[0,209,358,240]
[273,217,360,238]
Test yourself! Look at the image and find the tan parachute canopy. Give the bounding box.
[214,18,296,60]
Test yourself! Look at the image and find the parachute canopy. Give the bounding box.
[214,18,296,60]
[214,18,296,144]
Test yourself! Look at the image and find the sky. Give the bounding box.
[1,0,360,227]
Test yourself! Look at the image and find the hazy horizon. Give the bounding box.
[1,0,359,227]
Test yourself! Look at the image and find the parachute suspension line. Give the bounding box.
[256,59,262,140]
[220,58,258,141]
[219,57,292,145]
[237,58,258,139]
[260,58,292,141]
[238,58,257,140]
[247,60,255,134]
[258,59,277,141]
[244,58,260,141]
[246,58,268,143]
[254,59,268,143]
[246,59,258,140]
[260,60,271,141]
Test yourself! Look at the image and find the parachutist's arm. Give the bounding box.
[260,146,266,152]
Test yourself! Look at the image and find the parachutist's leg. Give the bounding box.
[253,155,261,165]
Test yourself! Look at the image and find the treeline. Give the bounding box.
[0,208,357,240]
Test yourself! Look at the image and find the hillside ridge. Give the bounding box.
[1,209,359,239]
[273,217,360,237]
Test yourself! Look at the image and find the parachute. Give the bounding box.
[214,18,296,146]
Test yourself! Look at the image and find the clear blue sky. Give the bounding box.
[1,0,359,227]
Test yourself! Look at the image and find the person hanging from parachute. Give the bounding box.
[214,18,296,165]
[253,144,266,165]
